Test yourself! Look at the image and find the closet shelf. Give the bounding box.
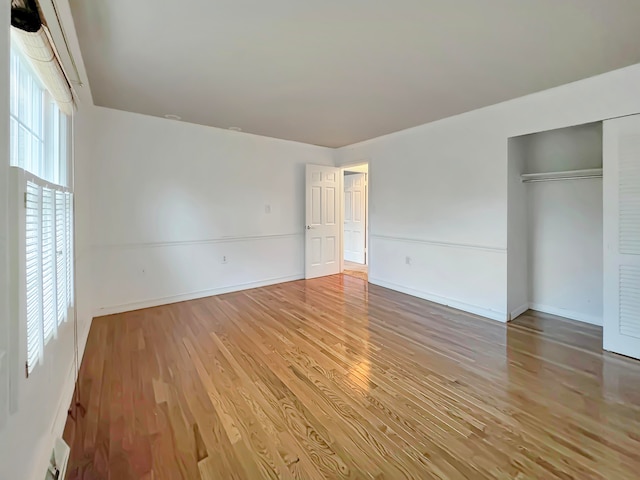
[521,168,603,183]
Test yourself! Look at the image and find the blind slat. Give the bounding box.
[41,188,55,343]
[25,182,41,373]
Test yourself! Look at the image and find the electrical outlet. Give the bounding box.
[46,438,70,480]
[405,256,411,265]
[221,255,228,264]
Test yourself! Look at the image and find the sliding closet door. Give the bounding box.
[603,114,640,360]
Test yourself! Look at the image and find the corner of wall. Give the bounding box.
[0,0,10,433]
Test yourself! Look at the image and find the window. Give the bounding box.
[10,46,68,186]
[10,44,73,375]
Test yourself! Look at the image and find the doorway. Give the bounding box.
[342,163,368,281]
[507,122,603,325]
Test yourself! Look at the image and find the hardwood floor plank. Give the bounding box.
[64,275,640,479]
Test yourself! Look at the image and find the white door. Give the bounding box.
[344,173,367,264]
[603,114,640,360]
[305,164,341,279]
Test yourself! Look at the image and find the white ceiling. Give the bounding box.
[69,0,640,148]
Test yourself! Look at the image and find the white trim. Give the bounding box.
[520,168,602,183]
[528,303,602,326]
[92,232,302,250]
[509,303,530,321]
[520,168,602,182]
[9,165,71,192]
[0,350,6,429]
[30,316,92,480]
[369,277,507,323]
[50,317,90,437]
[94,274,304,317]
[340,167,345,274]
[370,234,507,253]
[338,158,371,169]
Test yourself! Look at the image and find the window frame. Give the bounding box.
[9,41,73,379]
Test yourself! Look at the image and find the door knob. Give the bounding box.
[306,225,312,230]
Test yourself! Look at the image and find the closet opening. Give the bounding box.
[507,121,603,326]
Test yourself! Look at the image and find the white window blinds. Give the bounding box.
[23,176,73,375]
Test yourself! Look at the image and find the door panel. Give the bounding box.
[603,114,640,359]
[311,186,322,225]
[306,165,341,279]
[326,187,336,225]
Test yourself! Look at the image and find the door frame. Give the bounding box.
[340,161,370,274]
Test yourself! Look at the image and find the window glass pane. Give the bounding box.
[32,136,41,177]
[10,44,68,184]
[51,104,60,184]
[17,124,27,171]
[60,113,69,186]
[31,79,38,135]
[18,60,29,127]
[33,84,43,137]
[10,49,18,116]
[10,117,18,167]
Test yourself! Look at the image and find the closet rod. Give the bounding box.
[522,174,602,183]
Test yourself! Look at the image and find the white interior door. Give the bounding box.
[344,173,366,264]
[305,164,341,279]
[603,114,640,360]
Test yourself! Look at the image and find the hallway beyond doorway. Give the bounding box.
[344,260,367,281]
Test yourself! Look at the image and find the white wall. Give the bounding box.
[523,124,603,324]
[520,123,603,173]
[335,63,640,322]
[527,179,603,324]
[507,137,529,318]
[89,107,334,314]
[0,0,11,432]
[0,3,96,479]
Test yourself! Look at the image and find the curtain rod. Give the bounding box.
[522,175,603,183]
[49,0,83,87]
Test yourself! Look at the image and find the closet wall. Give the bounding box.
[508,123,604,325]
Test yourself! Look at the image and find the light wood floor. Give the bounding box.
[64,275,640,479]
[343,261,368,281]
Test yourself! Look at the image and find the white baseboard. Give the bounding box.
[509,303,530,321]
[369,277,507,323]
[528,303,602,326]
[94,274,304,317]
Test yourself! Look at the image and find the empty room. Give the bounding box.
[2,1,640,479]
